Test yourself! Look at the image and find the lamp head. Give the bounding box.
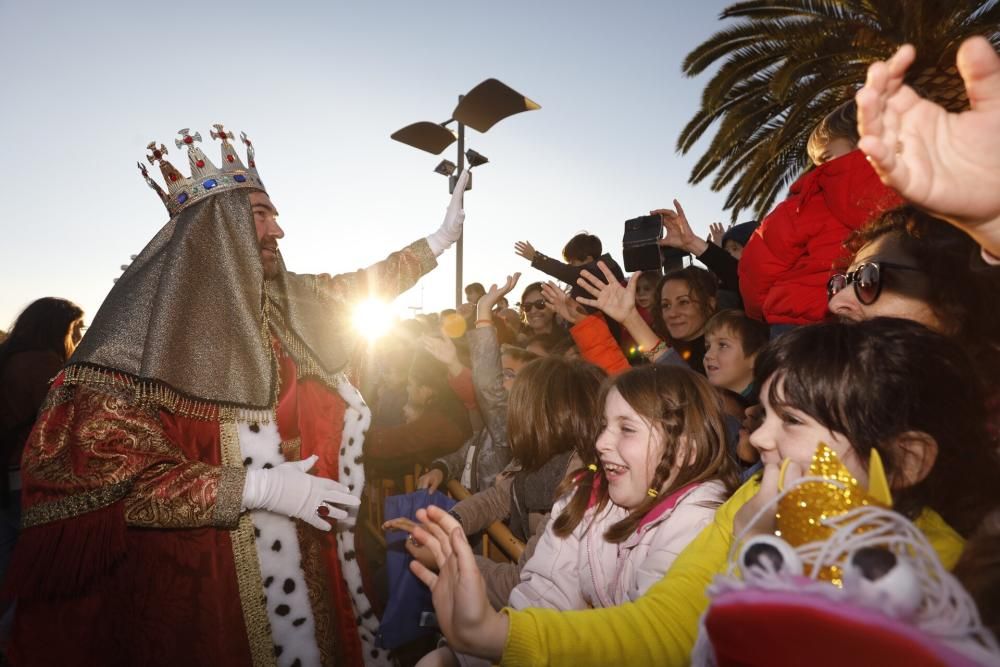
[465,149,489,168]
[434,160,457,176]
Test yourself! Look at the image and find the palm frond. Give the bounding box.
[679,0,1000,217]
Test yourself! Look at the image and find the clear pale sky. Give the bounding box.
[1,0,747,330]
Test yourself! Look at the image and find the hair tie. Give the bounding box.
[587,464,598,472]
[647,488,659,498]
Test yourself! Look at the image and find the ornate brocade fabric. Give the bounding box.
[12,233,438,667]
[21,379,245,530]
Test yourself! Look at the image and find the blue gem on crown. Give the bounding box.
[138,123,266,217]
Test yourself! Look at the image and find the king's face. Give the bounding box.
[249,191,285,279]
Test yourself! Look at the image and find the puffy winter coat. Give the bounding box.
[508,481,726,610]
[739,150,901,324]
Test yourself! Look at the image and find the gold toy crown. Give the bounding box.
[137,124,265,216]
[776,442,892,547]
[775,442,892,584]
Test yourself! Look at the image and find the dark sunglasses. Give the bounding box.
[520,299,547,312]
[827,261,923,305]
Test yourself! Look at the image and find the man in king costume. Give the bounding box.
[4,125,469,667]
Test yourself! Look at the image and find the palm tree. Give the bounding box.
[679,0,1000,220]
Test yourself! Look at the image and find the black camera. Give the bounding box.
[622,214,664,272]
[622,214,689,273]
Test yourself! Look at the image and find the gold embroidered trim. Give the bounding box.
[410,237,437,274]
[22,479,131,528]
[213,465,247,529]
[265,302,340,389]
[220,415,276,667]
[296,521,336,667]
[123,463,225,529]
[39,384,74,413]
[62,364,219,421]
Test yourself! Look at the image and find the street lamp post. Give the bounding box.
[391,80,539,308]
[454,97,465,307]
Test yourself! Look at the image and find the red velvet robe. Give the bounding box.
[6,347,365,667]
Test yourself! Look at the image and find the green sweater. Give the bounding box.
[501,478,965,666]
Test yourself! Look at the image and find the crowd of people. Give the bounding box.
[0,37,999,667]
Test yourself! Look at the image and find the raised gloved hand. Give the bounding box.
[426,169,471,257]
[241,454,360,531]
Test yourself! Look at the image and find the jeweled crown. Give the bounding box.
[138,124,266,216]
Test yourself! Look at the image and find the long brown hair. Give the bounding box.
[0,297,83,370]
[507,357,606,472]
[553,364,740,543]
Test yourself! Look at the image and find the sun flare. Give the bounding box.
[352,298,396,341]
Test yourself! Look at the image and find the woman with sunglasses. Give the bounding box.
[828,205,1000,449]
[518,282,563,342]
[828,206,1000,381]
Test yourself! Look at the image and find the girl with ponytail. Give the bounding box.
[509,364,741,609]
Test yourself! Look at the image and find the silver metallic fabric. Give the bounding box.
[69,190,348,410]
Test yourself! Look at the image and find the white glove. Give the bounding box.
[425,169,471,256]
[241,454,360,531]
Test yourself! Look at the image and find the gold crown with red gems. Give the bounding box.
[137,124,266,217]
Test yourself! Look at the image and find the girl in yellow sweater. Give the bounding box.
[410,318,1000,666]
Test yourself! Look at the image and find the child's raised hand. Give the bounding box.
[513,240,537,262]
[575,262,638,324]
[409,506,507,661]
[709,222,726,246]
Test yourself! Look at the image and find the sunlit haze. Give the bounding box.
[352,298,397,342]
[1,0,742,329]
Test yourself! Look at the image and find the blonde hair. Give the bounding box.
[807,99,859,165]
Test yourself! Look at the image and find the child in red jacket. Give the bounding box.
[738,101,901,327]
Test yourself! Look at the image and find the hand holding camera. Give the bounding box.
[652,199,708,257]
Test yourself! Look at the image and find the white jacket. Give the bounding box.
[508,480,727,610]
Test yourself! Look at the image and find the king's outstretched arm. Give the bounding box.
[313,169,470,303]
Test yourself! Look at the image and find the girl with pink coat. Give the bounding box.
[510,364,742,610]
